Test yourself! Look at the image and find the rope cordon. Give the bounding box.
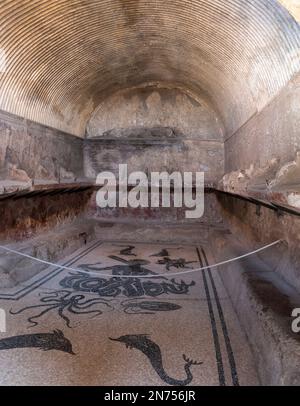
[0,240,282,279]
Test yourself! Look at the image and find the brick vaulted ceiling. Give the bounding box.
[0,0,299,137]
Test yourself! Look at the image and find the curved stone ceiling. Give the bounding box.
[0,0,299,137]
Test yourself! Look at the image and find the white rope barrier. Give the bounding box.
[0,239,282,279]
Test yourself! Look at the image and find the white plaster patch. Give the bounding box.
[287,192,300,208]
[278,0,300,22]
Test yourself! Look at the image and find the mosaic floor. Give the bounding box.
[0,240,259,385]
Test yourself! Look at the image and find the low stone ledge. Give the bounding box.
[0,220,95,288]
[211,233,300,385]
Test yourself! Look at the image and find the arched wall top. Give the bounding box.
[0,0,299,137]
[86,85,224,140]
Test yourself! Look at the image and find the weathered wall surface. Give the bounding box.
[0,189,93,242]
[0,189,95,287]
[224,75,300,174]
[217,193,300,293]
[85,87,224,183]
[211,227,300,385]
[0,220,95,288]
[87,87,224,140]
[0,110,83,183]
[84,137,224,183]
[88,191,223,225]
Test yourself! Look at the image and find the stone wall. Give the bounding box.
[0,109,84,183]
[85,87,224,183]
[224,74,300,175]
[88,190,223,225]
[217,192,300,293]
[84,137,224,183]
[87,87,224,141]
[0,189,93,242]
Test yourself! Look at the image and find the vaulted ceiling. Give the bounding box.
[0,0,299,137]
